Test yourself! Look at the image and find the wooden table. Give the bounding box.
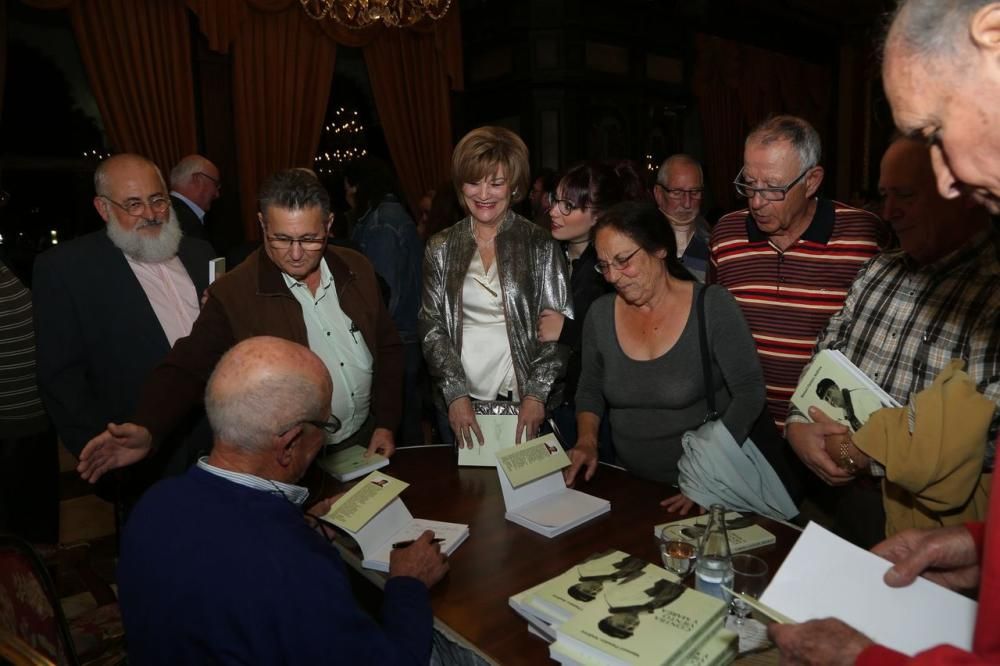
[322,445,801,665]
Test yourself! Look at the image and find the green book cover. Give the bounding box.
[316,445,388,481]
[681,628,737,666]
[321,471,408,533]
[557,567,727,666]
[654,512,775,553]
[524,550,668,625]
[495,434,569,487]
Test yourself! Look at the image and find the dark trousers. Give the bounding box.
[0,427,59,543]
[398,341,424,446]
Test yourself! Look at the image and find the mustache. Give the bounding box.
[135,218,164,230]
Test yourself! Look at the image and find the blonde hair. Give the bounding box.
[451,126,530,210]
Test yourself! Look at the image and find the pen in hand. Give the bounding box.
[392,538,445,549]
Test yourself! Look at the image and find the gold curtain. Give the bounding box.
[694,34,832,213]
[22,0,198,174]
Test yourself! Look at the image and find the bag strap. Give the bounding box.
[696,284,720,423]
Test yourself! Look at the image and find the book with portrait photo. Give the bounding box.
[653,511,775,554]
[791,349,900,432]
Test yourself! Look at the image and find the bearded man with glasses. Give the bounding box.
[708,115,884,434]
[34,153,216,513]
[77,169,402,487]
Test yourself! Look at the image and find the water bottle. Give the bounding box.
[694,504,734,600]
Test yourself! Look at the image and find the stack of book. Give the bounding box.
[509,551,738,665]
[791,349,900,432]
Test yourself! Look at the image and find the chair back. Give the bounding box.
[0,534,77,666]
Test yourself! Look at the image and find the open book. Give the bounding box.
[791,349,900,432]
[321,471,468,572]
[496,435,610,538]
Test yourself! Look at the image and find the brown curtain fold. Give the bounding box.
[363,27,455,214]
[231,4,337,239]
[693,33,832,214]
[22,0,198,174]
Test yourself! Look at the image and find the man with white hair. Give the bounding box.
[652,154,710,281]
[768,2,1000,663]
[169,154,221,244]
[117,336,447,664]
[33,153,215,506]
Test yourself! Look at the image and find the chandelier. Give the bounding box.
[300,0,452,29]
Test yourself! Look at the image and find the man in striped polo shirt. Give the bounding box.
[709,115,883,432]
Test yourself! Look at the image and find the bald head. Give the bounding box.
[206,337,332,454]
[886,1,994,62]
[94,154,165,198]
[170,154,221,211]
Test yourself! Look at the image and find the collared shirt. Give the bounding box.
[709,198,883,427]
[788,230,1000,470]
[283,258,373,443]
[196,457,309,506]
[124,255,200,347]
[170,191,205,223]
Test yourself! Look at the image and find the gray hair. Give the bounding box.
[93,154,165,197]
[205,363,328,453]
[257,168,332,217]
[169,155,205,189]
[746,115,822,171]
[887,0,994,60]
[656,154,704,187]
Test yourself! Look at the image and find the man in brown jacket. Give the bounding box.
[77,169,402,483]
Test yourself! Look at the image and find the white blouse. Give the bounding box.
[460,251,517,401]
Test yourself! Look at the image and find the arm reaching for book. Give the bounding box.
[769,618,873,666]
[77,422,153,483]
[565,411,600,486]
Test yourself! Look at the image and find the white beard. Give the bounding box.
[106,208,183,263]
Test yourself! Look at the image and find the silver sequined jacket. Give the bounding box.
[419,211,573,409]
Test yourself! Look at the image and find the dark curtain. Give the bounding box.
[363,24,456,214]
[23,0,199,174]
[694,33,832,213]
[229,4,337,238]
[0,0,7,123]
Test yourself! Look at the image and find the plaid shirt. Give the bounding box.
[788,229,1000,471]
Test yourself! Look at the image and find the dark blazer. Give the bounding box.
[171,194,210,245]
[558,243,613,402]
[33,230,215,483]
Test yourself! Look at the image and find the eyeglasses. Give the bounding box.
[266,235,327,251]
[551,198,591,215]
[594,247,642,274]
[656,184,704,200]
[733,166,813,201]
[99,195,171,218]
[304,418,342,436]
[195,172,221,190]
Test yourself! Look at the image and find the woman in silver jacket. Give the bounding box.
[420,126,572,448]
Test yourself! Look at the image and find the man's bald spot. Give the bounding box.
[210,336,331,403]
[94,154,165,197]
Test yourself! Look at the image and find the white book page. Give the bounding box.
[760,522,977,656]
[364,518,468,567]
[457,414,518,467]
[515,489,607,528]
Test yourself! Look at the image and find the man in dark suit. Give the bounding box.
[33,153,216,508]
[169,154,221,246]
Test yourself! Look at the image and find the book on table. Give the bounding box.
[791,349,900,432]
[760,522,978,656]
[320,470,468,572]
[550,626,737,666]
[316,444,389,482]
[494,434,610,538]
[554,565,729,666]
[457,402,519,467]
[653,511,775,553]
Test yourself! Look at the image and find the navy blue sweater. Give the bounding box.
[118,467,433,665]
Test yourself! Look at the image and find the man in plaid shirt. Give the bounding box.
[786,137,1000,545]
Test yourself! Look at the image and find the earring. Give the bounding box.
[512,188,519,197]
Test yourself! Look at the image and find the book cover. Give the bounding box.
[321,471,408,533]
[791,349,899,432]
[557,567,727,666]
[316,445,389,482]
[551,627,737,666]
[457,413,518,467]
[653,512,775,553]
[495,434,570,488]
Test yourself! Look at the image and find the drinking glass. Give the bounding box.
[658,527,698,578]
[727,554,768,625]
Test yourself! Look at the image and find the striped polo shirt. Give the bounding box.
[0,262,48,437]
[708,198,883,428]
